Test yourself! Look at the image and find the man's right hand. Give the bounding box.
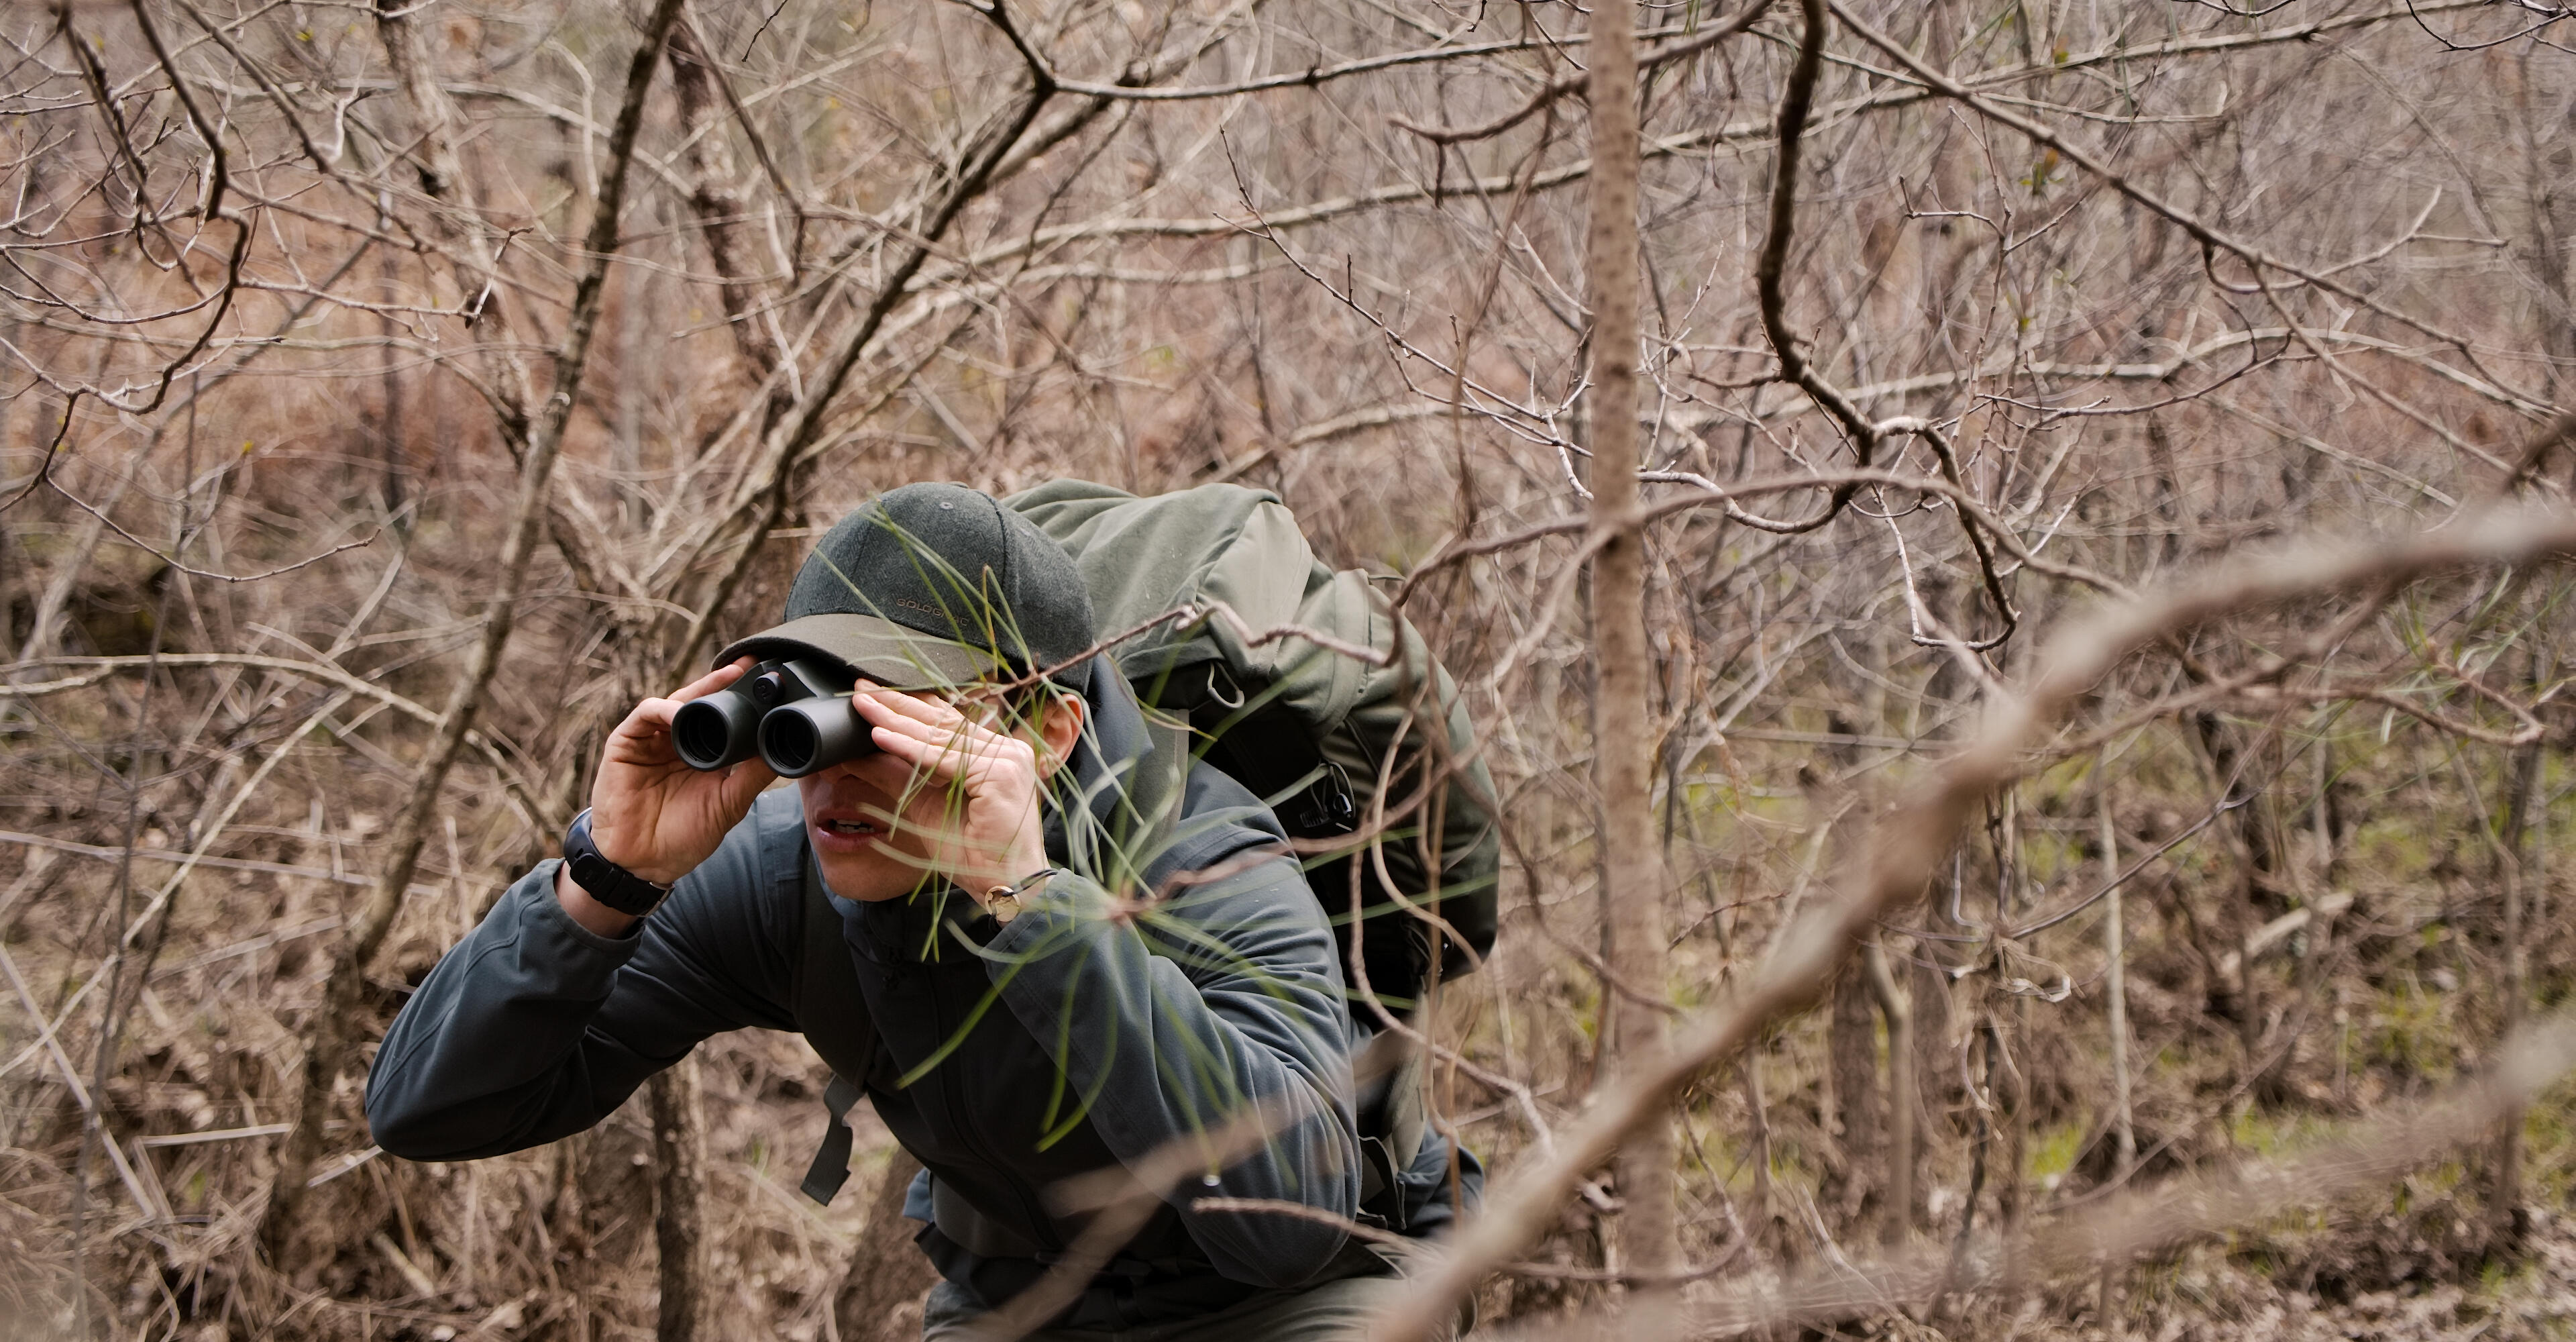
[586,658,777,887]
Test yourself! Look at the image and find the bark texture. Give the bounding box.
[1580,0,1678,1314]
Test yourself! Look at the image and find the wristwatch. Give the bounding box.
[982,868,1060,925]
[562,809,673,917]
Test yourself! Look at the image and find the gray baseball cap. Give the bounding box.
[714,482,1097,693]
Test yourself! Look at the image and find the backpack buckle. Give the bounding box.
[1290,762,1358,834]
[1356,1134,1409,1233]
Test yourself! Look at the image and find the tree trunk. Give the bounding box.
[1740,1060,1776,1254]
[2102,786,2135,1175]
[377,240,405,520]
[1863,941,1913,1248]
[2492,728,2542,1239]
[649,1062,708,1342]
[1910,926,1955,1228]
[833,1152,937,1342]
[1825,967,1884,1227]
[1582,0,1674,1312]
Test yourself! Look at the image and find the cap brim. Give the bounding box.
[712,613,998,690]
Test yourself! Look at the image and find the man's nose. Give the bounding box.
[835,753,916,789]
[824,757,892,788]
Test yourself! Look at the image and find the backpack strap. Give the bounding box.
[1351,1017,1430,1231]
[801,1074,868,1204]
[1120,711,1191,877]
[793,849,879,1204]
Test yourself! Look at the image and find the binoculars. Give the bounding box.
[672,658,877,778]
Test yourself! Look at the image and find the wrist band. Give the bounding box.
[563,809,673,917]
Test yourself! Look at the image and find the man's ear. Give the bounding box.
[1032,691,1087,781]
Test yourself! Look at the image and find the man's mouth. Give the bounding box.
[812,809,890,849]
[807,779,903,854]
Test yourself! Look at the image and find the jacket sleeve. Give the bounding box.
[364,796,802,1160]
[978,841,1360,1289]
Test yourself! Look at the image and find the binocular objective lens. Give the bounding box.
[672,687,763,771]
[762,713,821,775]
[755,697,873,778]
[672,707,729,766]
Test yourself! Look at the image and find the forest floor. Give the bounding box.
[2005,1207,2576,1342]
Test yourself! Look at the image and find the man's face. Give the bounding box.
[794,688,1067,900]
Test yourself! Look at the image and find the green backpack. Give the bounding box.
[793,480,1501,1221]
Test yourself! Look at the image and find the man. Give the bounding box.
[366,482,1471,1339]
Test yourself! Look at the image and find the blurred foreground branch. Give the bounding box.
[1367,498,2576,1342]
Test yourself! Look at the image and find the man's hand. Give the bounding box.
[849,682,1055,899]
[588,658,778,886]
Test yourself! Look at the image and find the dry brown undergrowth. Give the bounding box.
[6,1,2576,1338]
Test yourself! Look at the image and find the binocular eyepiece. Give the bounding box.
[672,658,877,778]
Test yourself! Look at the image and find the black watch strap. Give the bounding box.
[563,809,672,917]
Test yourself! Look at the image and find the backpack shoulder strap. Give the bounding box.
[792,849,879,1204]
